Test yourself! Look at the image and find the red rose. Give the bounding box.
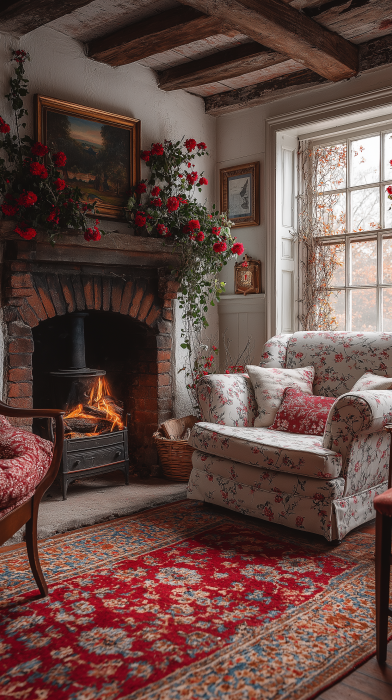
[53,151,67,167]
[151,186,160,196]
[197,142,207,150]
[0,119,10,134]
[231,242,244,255]
[1,203,18,216]
[386,185,392,195]
[167,196,179,212]
[196,231,205,242]
[185,138,196,152]
[213,240,227,253]
[151,142,164,156]
[157,223,168,236]
[135,182,147,194]
[188,219,200,231]
[47,207,59,223]
[140,150,151,162]
[17,191,37,207]
[198,177,208,185]
[84,228,94,241]
[211,226,221,236]
[186,171,198,185]
[30,161,48,179]
[151,197,162,207]
[54,178,66,191]
[15,224,36,240]
[135,212,146,227]
[31,142,49,157]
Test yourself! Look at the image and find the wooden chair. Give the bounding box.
[0,402,64,597]
[374,423,392,664]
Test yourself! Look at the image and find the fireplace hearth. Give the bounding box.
[0,228,181,480]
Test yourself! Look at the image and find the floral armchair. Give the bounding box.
[187,331,392,541]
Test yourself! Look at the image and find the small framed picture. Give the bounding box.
[220,161,260,228]
[35,95,141,219]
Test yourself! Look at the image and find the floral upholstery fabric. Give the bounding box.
[322,391,392,463]
[188,422,342,479]
[246,365,315,427]
[334,483,386,540]
[344,429,390,495]
[192,450,345,500]
[269,388,335,436]
[259,334,290,368]
[0,415,53,513]
[351,371,392,391]
[196,374,258,427]
[284,331,392,397]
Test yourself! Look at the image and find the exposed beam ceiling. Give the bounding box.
[87,6,226,67]
[0,0,94,36]
[158,42,289,91]
[177,0,359,81]
[204,33,392,115]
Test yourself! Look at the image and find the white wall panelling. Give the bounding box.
[218,294,266,370]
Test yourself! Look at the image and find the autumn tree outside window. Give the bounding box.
[298,126,392,331]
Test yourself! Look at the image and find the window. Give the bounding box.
[307,126,392,331]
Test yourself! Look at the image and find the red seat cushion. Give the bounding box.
[0,415,53,513]
[269,387,335,436]
[374,488,392,517]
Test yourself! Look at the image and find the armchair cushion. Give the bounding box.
[188,422,342,479]
[246,364,315,427]
[196,374,258,427]
[0,415,53,511]
[269,387,335,436]
[351,371,392,391]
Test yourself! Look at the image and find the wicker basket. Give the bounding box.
[153,415,198,482]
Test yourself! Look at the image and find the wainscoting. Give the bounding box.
[218,293,266,370]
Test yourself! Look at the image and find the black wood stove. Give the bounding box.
[50,313,129,499]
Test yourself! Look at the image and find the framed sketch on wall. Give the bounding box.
[220,161,260,228]
[35,95,140,219]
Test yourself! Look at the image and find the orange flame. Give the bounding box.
[64,376,123,436]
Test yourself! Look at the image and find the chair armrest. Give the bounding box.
[322,391,392,462]
[196,374,258,426]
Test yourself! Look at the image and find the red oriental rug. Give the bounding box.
[0,500,386,700]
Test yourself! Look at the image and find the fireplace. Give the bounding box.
[1,228,180,483]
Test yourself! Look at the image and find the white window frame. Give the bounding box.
[266,86,392,338]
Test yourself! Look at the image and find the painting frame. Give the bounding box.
[35,95,140,220]
[220,161,260,228]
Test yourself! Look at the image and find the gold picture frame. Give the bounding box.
[220,161,260,228]
[35,95,140,220]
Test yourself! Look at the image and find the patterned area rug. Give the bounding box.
[0,500,382,699]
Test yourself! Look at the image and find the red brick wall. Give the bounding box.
[3,259,179,469]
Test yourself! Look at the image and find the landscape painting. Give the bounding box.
[36,96,140,219]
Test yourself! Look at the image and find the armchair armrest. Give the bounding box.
[196,374,258,426]
[322,391,392,463]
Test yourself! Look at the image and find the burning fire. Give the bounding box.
[64,377,124,439]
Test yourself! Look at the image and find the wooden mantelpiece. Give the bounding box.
[0,221,181,269]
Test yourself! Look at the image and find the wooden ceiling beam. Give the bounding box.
[204,34,392,116]
[0,0,94,36]
[87,6,226,67]
[158,42,289,91]
[177,0,358,81]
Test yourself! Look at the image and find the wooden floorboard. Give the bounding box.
[318,519,392,700]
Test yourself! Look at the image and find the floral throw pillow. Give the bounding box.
[351,371,392,391]
[269,387,335,436]
[246,364,315,427]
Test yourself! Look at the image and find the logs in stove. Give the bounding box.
[50,313,129,499]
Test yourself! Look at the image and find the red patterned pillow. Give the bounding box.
[269,387,335,436]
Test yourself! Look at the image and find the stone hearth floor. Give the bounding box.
[2,471,188,546]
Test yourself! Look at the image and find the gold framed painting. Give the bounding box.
[35,95,141,220]
[220,161,260,228]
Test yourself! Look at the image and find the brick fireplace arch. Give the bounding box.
[2,233,180,470]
